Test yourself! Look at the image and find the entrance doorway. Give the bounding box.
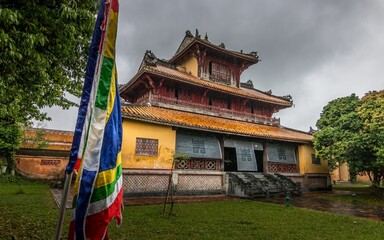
[224,147,237,171]
[255,150,263,172]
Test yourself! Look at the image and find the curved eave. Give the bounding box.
[119,67,147,99]
[121,106,313,143]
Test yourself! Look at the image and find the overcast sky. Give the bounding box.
[43,0,384,132]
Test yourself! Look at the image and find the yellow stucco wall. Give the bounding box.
[121,119,176,169]
[298,144,328,174]
[330,162,349,181]
[179,55,198,77]
[331,162,371,182]
[16,156,67,179]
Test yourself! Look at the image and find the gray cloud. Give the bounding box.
[44,0,384,132]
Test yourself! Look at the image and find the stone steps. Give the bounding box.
[227,172,301,198]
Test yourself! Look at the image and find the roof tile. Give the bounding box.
[122,106,312,143]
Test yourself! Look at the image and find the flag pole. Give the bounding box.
[54,171,73,240]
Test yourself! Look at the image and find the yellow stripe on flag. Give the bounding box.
[95,152,122,187]
[105,64,117,123]
[104,10,118,59]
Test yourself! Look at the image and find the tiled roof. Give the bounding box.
[122,106,312,143]
[171,34,259,64]
[142,65,292,106]
[21,129,73,151]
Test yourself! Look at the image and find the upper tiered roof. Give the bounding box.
[120,51,292,107]
[170,29,260,66]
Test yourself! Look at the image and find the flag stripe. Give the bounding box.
[74,169,97,239]
[104,10,118,59]
[84,188,123,239]
[95,152,121,187]
[88,174,123,215]
[106,64,117,123]
[99,79,122,171]
[91,164,122,203]
[96,57,114,110]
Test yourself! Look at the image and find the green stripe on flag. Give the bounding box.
[90,164,122,203]
[95,57,114,110]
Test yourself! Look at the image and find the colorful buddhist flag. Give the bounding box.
[66,0,122,239]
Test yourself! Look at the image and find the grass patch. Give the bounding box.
[1,181,384,239]
[0,181,61,239]
[106,201,384,240]
[333,182,372,193]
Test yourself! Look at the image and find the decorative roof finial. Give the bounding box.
[186,30,193,37]
[143,50,157,66]
[205,32,209,41]
[219,43,225,49]
[195,29,200,38]
[250,51,258,56]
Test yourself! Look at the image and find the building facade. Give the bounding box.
[119,30,331,197]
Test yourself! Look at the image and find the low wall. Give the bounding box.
[122,169,224,197]
[279,173,332,191]
[15,155,67,179]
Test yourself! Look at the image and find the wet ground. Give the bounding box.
[255,190,384,221]
[51,189,384,221]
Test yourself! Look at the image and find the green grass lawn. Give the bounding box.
[333,181,372,192]
[1,179,384,239]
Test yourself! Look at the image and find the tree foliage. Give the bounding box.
[348,91,384,186]
[0,0,98,171]
[313,94,361,171]
[314,90,384,187]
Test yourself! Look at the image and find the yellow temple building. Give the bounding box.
[118,30,331,197]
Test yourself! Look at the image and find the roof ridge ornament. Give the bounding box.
[143,50,158,66]
[186,30,193,37]
[195,29,201,38]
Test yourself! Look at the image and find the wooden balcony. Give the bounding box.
[138,94,280,126]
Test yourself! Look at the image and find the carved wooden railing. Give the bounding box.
[144,94,280,126]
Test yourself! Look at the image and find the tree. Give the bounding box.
[313,94,361,171]
[0,0,98,171]
[348,90,384,187]
[314,91,384,187]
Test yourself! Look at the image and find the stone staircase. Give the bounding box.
[227,172,301,198]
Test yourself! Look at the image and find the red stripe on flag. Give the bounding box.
[111,0,119,12]
[68,219,76,240]
[67,188,123,240]
[73,158,81,172]
[84,188,123,239]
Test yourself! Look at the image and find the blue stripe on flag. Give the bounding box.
[99,82,122,171]
[66,1,106,172]
[75,169,97,240]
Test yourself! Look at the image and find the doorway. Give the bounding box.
[255,150,264,172]
[224,147,237,171]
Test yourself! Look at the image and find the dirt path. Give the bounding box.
[256,191,384,221]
